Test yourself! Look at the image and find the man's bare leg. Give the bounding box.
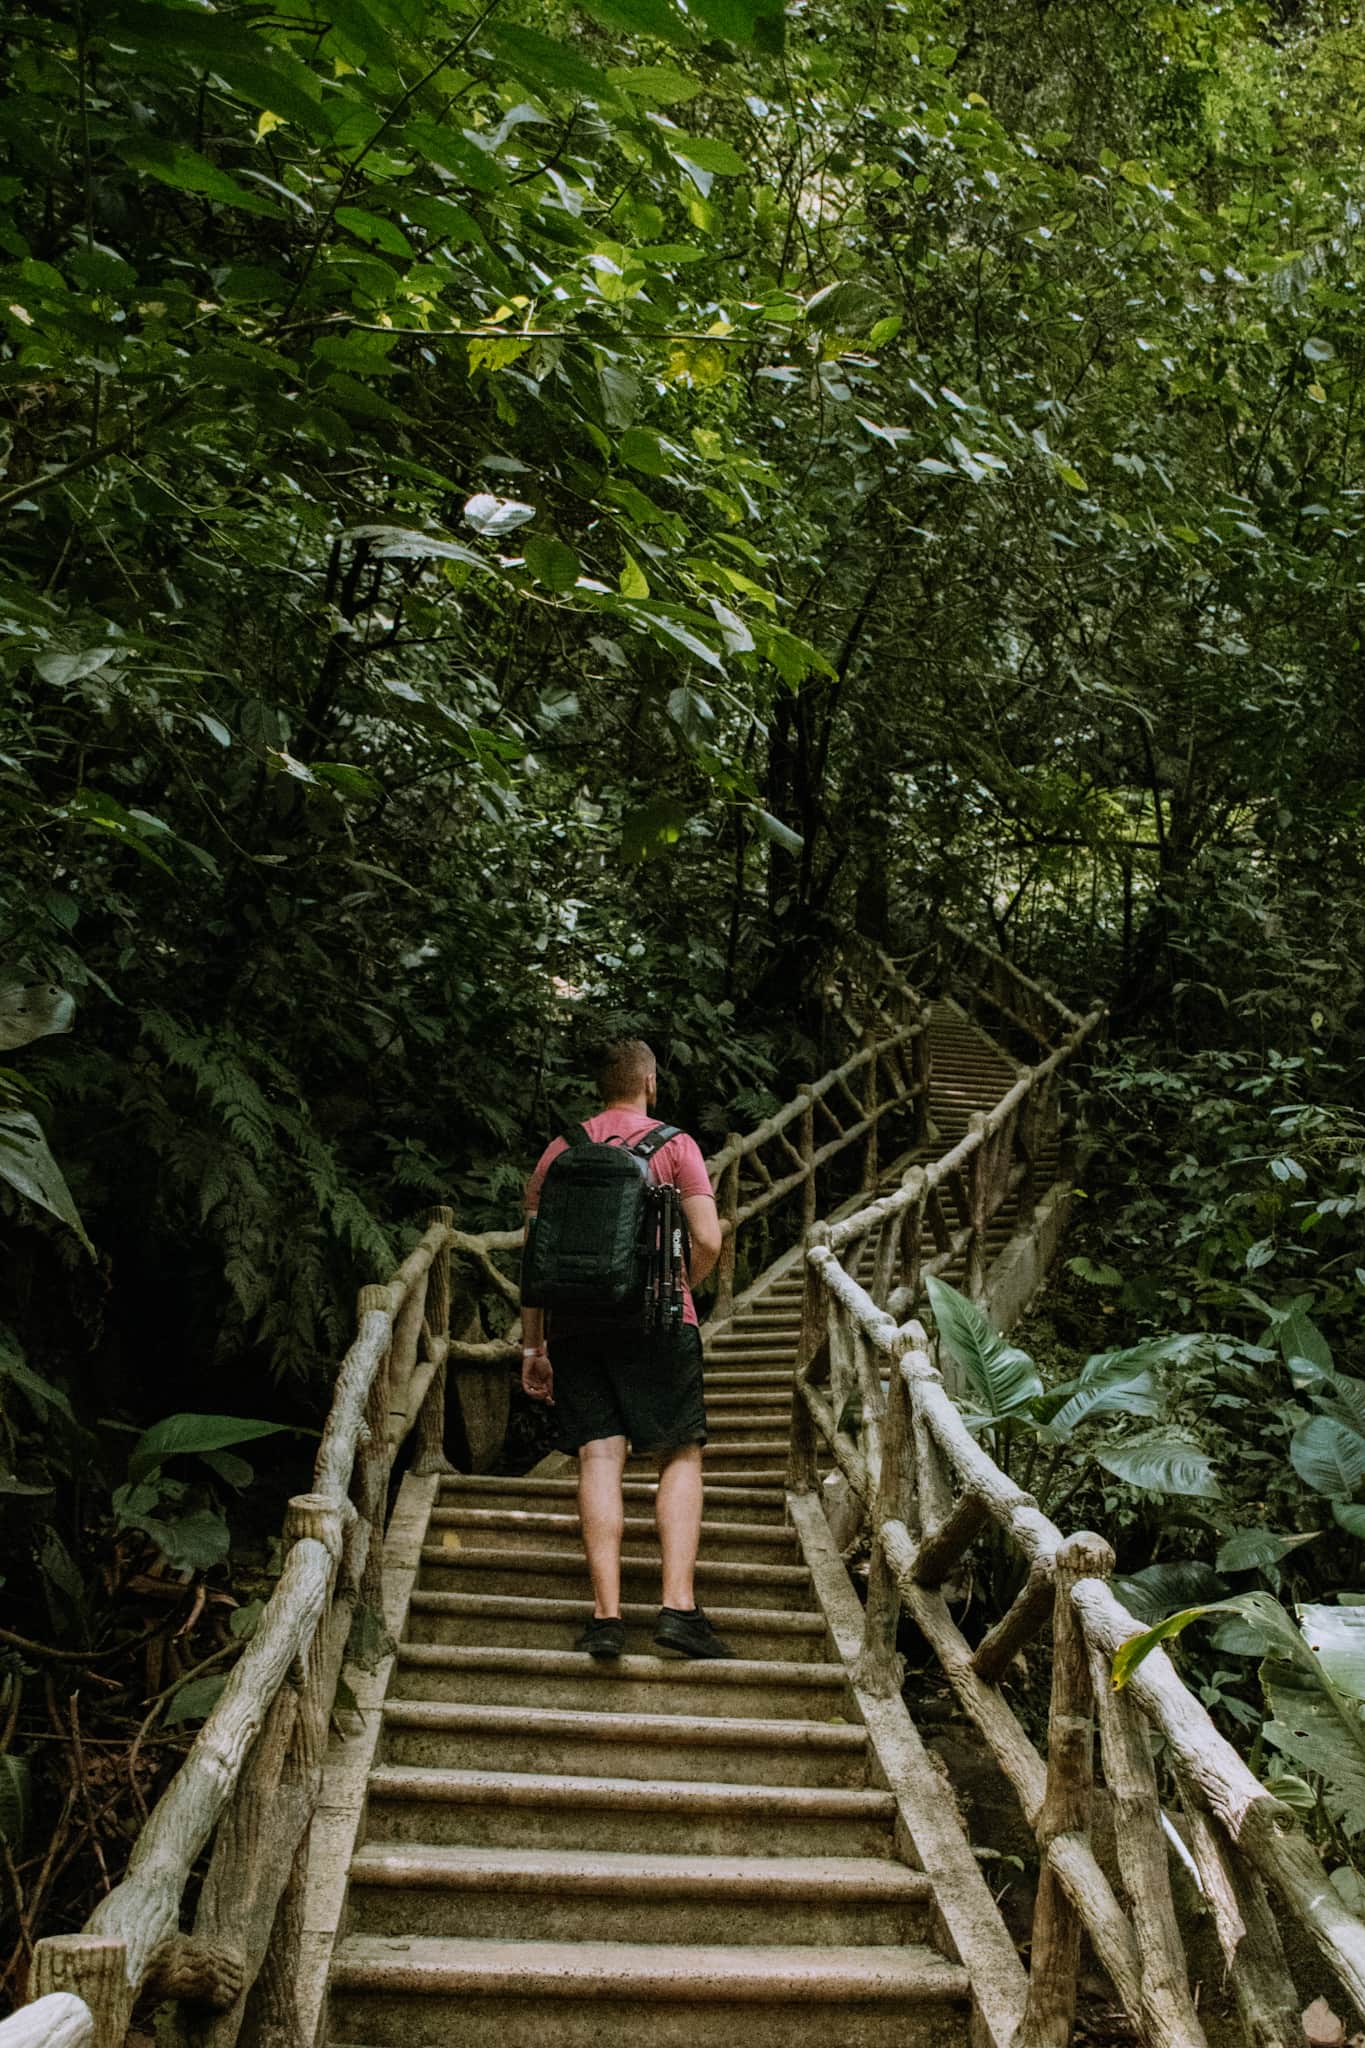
[578,1434,628,1617]
[655,1443,703,1611]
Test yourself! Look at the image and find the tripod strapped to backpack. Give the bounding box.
[522,1122,692,1332]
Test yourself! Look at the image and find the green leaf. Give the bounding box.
[1066,1255,1122,1287]
[1113,1560,1224,1624]
[0,1110,94,1255]
[120,141,281,217]
[623,796,691,860]
[1304,336,1335,362]
[1333,1502,1365,1539]
[668,134,748,176]
[462,494,537,539]
[619,552,651,599]
[1290,1414,1365,1499]
[609,64,703,102]
[1095,1430,1223,1498]
[524,534,582,591]
[334,206,412,257]
[0,1341,77,1426]
[1039,1344,1168,1441]
[128,1413,289,1483]
[484,23,616,98]
[1277,1304,1333,1381]
[925,1275,1043,1424]
[619,428,674,476]
[165,1675,229,1725]
[0,981,75,1050]
[1216,1527,1320,1574]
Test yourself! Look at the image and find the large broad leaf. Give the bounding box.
[1039,1342,1172,1442]
[1095,1430,1223,1499]
[0,1339,77,1427]
[0,981,75,1051]
[128,1413,290,1482]
[1299,1604,1365,1702]
[1113,1560,1225,1624]
[0,1110,94,1255]
[1262,1663,1365,1838]
[1290,1414,1365,1499]
[1276,1303,1334,1382]
[1216,1526,1321,1574]
[925,1275,1042,1424]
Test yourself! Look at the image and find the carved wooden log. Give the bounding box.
[1015,1531,1113,2048]
[29,1941,129,2048]
[385,1273,427,1448]
[971,1552,1054,1682]
[854,1343,910,1698]
[1074,1576,1365,2016]
[795,1375,871,1503]
[312,1307,392,1505]
[237,1829,309,2048]
[964,1111,989,1300]
[912,1487,991,1589]
[903,1356,1060,1570]
[1087,1636,1208,2048]
[1175,1780,1300,2048]
[145,1933,245,2011]
[0,1994,94,2048]
[800,1104,817,1233]
[350,1284,394,1647]
[413,1206,457,1476]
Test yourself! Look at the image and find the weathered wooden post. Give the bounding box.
[911,1023,932,1148]
[854,1333,909,1697]
[1016,1530,1114,2048]
[30,1941,130,2048]
[1087,1626,1210,2048]
[800,1099,816,1235]
[350,1285,394,1662]
[713,1136,741,1323]
[788,1223,829,1493]
[964,1110,989,1301]
[413,1206,457,1476]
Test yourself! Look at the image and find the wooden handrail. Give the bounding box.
[794,986,1365,2048]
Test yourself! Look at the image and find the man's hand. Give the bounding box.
[521,1344,554,1404]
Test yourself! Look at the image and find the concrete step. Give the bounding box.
[387,1644,850,1720]
[436,1476,787,1524]
[380,1698,868,1788]
[345,1844,934,1947]
[417,1546,814,1610]
[404,1592,830,1662]
[702,1370,794,1390]
[330,1935,971,2047]
[427,1507,796,1565]
[363,1765,899,1857]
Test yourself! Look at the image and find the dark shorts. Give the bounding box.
[549,1323,706,1457]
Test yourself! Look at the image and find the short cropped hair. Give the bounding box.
[597,1037,657,1101]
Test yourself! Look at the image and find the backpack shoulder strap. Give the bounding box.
[561,1125,594,1150]
[628,1122,680,1162]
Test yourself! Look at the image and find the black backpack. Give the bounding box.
[522,1123,689,1329]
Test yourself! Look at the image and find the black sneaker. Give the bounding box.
[574,1615,625,1660]
[653,1606,737,1660]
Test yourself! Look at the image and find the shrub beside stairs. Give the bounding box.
[317,1008,1026,2047]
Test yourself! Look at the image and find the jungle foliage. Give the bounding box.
[4,0,1365,1956]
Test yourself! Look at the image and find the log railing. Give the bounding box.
[789,949,1365,2048]
[2,962,928,2046]
[939,919,1086,1054]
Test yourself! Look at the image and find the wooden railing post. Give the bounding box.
[911,1023,932,1148]
[30,1940,129,2048]
[855,1334,909,1697]
[800,1100,816,1234]
[789,1226,830,1493]
[1087,1626,1210,2048]
[714,1136,741,1322]
[965,1110,989,1300]
[350,1285,395,1664]
[413,1206,457,1476]
[1016,1531,1114,2048]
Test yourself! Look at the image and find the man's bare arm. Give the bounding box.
[683,1192,722,1287]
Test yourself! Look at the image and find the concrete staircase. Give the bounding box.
[323,1004,1047,2047]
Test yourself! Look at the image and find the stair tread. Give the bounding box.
[430,1509,793,1544]
[383,1700,864,1748]
[396,1645,840,1685]
[348,1843,931,1898]
[422,1545,810,1583]
[367,1764,895,1814]
[331,1934,970,2001]
[407,1592,824,1631]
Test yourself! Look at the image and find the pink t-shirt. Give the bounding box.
[525,1110,714,1328]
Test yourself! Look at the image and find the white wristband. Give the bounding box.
[522,1345,541,1358]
